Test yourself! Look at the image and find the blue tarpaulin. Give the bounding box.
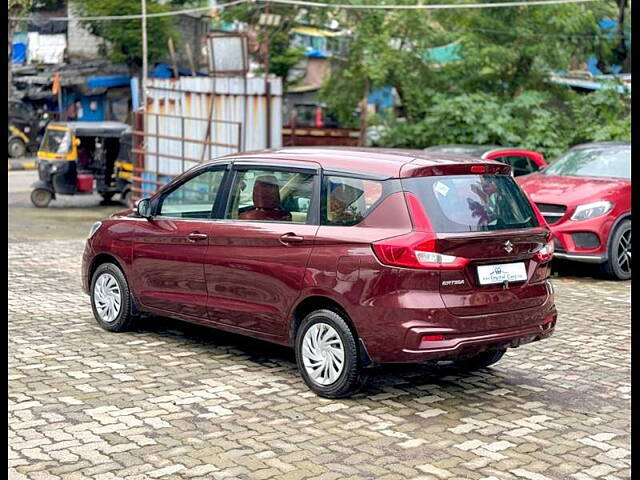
[11,43,27,63]
[86,75,131,89]
[150,63,207,78]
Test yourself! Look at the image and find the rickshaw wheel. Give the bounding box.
[8,137,26,158]
[100,193,114,203]
[31,188,53,208]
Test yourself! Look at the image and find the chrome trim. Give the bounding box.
[553,252,606,264]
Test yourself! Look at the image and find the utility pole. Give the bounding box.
[358,77,369,147]
[258,5,280,149]
[141,0,148,109]
[263,2,271,148]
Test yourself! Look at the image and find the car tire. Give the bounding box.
[30,188,53,208]
[453,348,506,372]
[8,137,26,158]
[600,219,631,280]
[90,263,137,332]
[295,309,365,398]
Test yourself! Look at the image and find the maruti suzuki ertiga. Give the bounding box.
[82,148,557,398]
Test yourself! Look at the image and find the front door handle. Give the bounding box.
[187,232,208,242]
[280,232,304,244]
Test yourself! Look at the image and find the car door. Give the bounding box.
[204,162,320,340]
[129,164,229,319]
[484,149,546,177]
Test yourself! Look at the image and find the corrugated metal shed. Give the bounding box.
[143,75,282,176]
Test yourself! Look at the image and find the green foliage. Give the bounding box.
[377,88,630,159]
[568,86,631,144]
[309,0,630,155]
[8,0,33,14]
[319,3,445,126]
[262,30,305,87]
[74,0,181,67]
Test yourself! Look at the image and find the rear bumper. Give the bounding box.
[358,286,557,364]
[398,319,556,363]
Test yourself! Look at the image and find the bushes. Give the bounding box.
[377,87,630,159]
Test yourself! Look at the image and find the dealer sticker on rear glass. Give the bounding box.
[433,181,450,197]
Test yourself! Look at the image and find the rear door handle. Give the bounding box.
[187,232,208,242]
[280,232,304,244]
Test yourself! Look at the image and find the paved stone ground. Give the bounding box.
[9,240,630,480]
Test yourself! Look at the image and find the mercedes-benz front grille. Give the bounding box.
[535,203,567,225]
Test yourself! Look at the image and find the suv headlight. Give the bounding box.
[571,201,613,221]
[88,221,102,239]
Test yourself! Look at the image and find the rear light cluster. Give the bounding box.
[534,237,554,263]
[373,232,469,270]
[372,193,469,270]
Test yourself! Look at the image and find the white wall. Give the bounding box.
[66,2,108,60]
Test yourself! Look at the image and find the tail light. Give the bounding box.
[534,236,554,263]
[373,232,469,270]
[372,193,468,270]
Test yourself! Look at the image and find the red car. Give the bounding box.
[517,142,631,280]
[424,145,547,176]
[82,148,557,397]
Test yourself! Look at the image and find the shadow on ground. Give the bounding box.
[131,314,521,400]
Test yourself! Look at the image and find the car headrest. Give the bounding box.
[253,175,282,209]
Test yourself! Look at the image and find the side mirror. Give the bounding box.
[136,198,152,219]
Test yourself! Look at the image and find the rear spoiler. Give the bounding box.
[401,161,511,178]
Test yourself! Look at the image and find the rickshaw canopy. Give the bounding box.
[46,121,131,138]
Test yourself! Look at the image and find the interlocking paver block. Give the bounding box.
[8,240,631,479]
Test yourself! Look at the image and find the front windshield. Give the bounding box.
[41,129,71,155]
[544,146,630,180]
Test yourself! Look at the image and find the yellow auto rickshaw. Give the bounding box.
[31,121,133,208]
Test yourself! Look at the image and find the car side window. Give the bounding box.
[225,168,315,223]
[322,176,383,226]
[157,168,226,219]
[502,156,537,176]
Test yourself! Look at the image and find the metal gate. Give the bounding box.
[131,110,241,201]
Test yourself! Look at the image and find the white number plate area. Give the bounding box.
[477,262,527,285]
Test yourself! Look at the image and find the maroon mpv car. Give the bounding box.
[82,147,557,397]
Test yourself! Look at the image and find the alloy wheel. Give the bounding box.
[301,322,345,386]
[616,228,631,275]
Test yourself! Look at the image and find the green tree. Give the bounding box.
[313,1,629,152]
[73,0,182,68]
[316,2,446,141]
[376,87,630,159]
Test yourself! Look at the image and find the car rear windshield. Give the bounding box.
[403,174,538,233]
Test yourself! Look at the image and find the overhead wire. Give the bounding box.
[9,0,602,21]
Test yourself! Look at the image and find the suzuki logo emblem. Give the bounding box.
[504,240,513,253]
